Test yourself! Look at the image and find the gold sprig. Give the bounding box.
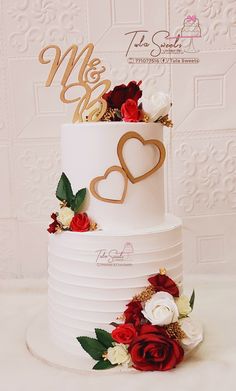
[165,322,187,340]
[101,108,121,121]
[59,200,67,208]
[90,221,98,231]
[55,224,63,234]
[116,313,125,321]
[159,267,166,275]
[142,112,150,122]
[158,114,173,128]
[102,352,108,360]
[133,285,156,302]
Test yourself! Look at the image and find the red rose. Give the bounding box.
[103,81,142,109]
[148,273,179,297]
[121,99,142,122]
[70,212,90,232]
[129,324,184,371]
[126,81,142,103]
[124,300,144,328]
[112,323,137,344]
[47,213,61,234]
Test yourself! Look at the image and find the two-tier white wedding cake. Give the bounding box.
[48,122,183,357]
[26,52,203,371]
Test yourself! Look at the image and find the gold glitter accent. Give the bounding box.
[158,114,173,128]
[142,112,150,122]
[102,352,108,360]
[116,314,125,321]
[101,108,120,121]
[133,285,156,302]
[90,221,98,231]
[55,226,63,234]
[165,322,187,340]
[59,200,67,208]
[159,267,166,275]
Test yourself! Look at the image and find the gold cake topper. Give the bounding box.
[39,43,111,123]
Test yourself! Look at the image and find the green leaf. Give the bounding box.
[77,336,106,360]
[56,173,74,207]
[93,360,117,370]
[190,289,195,311]
[114,109,122,119]
[95,328,114,349]
[72,188,87,213]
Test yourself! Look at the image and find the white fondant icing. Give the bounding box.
[61,122,165,231]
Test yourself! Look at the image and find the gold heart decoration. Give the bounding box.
[117,131,166,184]
[90,166,128,204]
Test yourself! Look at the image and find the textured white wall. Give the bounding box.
[0,0,235,278]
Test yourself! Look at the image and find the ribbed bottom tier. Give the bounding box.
[48,215,183,357]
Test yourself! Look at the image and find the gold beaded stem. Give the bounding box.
[101,108,120,121]
[165,322,187,340]
[133,285,156,302]
[59,200,67,208]
[102,352,108,360]
[89,221,98,231]
[158,114,173,128]
[159,267,166,275]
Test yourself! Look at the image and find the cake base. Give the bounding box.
[26,311,135,374]
[26,311,203,374]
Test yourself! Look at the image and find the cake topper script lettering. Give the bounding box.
[38,43,111,123]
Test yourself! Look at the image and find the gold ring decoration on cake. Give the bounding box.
[117,131,166,184]
[90,165,128,204]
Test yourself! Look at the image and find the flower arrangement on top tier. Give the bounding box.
[100,80,173,127]
[77,269,203,371]
[47,173,97,234]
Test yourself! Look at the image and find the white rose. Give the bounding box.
[175,295,192,317]
[106,343,131,365]
[141,92,171,122]
[179,317,203,352]
[57,207,74,228]
[142,291,179,326]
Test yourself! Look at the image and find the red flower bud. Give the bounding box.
[121,99,142,122]
[70,212,90,232]
[112,323,137,344]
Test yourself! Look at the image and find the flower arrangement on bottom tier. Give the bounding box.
[77,269,203,371]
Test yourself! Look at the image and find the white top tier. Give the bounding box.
[61,122,165,231]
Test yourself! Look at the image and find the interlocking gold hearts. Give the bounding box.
[90,166,128,204]
[117,131,166,184]
[90,131,166,204]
